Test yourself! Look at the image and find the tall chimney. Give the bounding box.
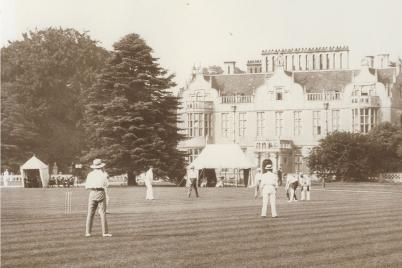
[364,56,374,68]
[224,61,236,74]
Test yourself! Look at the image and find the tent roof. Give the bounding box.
[21,156,48,169]
[189,144,256,169]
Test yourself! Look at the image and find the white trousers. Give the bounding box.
[261,189,277,217]
[301,186,311,200]
[145,182,154,200]
[289,187,296,201]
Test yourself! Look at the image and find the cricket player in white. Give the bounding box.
[285,173,299,202]
[144,166,154,200]
[253,168,263,188]
[85,159,112,237]
[255,164,278,218]
[300,174,311,201]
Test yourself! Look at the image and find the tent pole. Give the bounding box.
[236,169,238,188]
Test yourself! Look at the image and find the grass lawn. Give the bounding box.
[2,183,402,267]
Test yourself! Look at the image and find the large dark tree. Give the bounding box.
[82,33,186,185]
[367,122,402,172]
[308,125,402,181]
[307,131,378,181]
[1,28,108,172]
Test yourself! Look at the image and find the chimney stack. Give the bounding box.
[224,61,236,74]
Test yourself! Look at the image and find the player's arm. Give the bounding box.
[254,181,260,199]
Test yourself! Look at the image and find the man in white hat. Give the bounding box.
[85,159,112,237]
[255,164,278,218]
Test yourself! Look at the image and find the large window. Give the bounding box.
[238,112,247,137]
[193,113,200,136]
[188,148,202,163]
[187,113,212,137]
[221,113,229,137]
[352,108,377,133]
[293,111,302,136]
[204,114,212,137]
[360,108,369,133]
[275,112,283,137]
[313,111,321,136]
[332,110,340,131]
[257,112,264,137]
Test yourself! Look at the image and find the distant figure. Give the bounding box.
[277,167,283,186]
[144,166,154,200]
[187,166,199,198]
[255,164,278,218]
[3,169,9,187]
[254,168,263,188]
[85,159,112,237]
[200,177,207,188]
[285,173,299,202]
[57,172,63,187]
[216,176,224,187]
[300,174,312,201]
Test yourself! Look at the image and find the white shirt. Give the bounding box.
[145,168,153,184]
[257,171,278,192]
[286,174,299,184]
[187,169,198,180]
[300,175,311,186]
[85,169,108,189]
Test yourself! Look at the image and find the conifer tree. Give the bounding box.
[82,33,186,184]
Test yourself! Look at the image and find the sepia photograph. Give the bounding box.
[1,0,402,267]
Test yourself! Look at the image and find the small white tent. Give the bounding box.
[188,144,256,187]
[189,144,256,169]
[20,156,50,187]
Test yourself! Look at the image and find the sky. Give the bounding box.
[2,0,402,89]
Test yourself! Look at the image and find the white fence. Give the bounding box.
[379,173,402,183]
[0,175,24,187]
[109,174,128,186]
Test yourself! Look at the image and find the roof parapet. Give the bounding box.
[261,45,349,55]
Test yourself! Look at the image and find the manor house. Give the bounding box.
[177,46,402,174]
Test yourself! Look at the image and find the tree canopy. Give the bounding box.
[82,33,186,184]
[1,28,108,172]
[308,124,402,181]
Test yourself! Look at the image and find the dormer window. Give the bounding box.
[275,87,284,100]
[354,84,375,97]
[196,91,205,101]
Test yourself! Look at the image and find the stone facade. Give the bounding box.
[177,47,402,174]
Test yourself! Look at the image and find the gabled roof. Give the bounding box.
[196,67,397,96]
[21,156,48,169]
[293,70,354,92]
[189,144,256,169]
[377,68,395,84]
[208,74,266,96]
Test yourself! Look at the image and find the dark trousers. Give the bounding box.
[188,178,199,197]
